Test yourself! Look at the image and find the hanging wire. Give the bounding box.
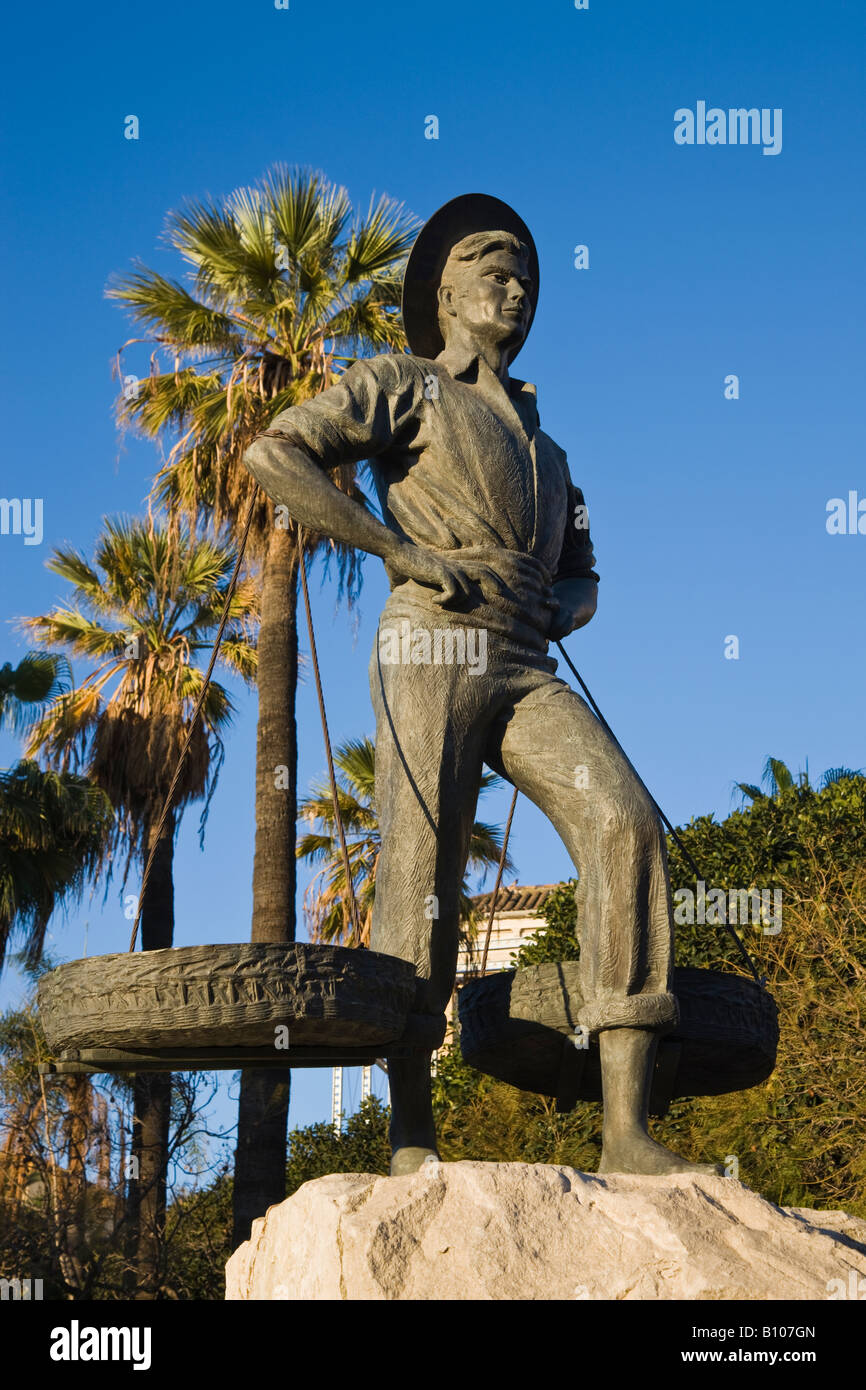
[479,788,518,976]
[296,531,364,948]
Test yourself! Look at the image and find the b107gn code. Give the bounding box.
[691,1327,815,1340]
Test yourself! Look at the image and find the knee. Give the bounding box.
[598,781,661,851]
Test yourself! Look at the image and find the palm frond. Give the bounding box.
[0,761,114,967]
[25,687,104,768]
[735,782,764,805]
[764,756,796,796]
[819,766,865,788]
[107,268,243,350]
[0,654,71,735]
[265,166,351,265]
[212,638,257,683]
[23,608,127,662]
[343,193,419,282]
[24,518,257,822]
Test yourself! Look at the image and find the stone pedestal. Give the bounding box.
[225,1162,866,1301]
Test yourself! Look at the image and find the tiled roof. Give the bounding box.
[470,883,559,916]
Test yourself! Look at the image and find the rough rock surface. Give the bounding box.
[225,1161,866,1301]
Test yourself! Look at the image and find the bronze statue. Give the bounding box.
[244,193,721,1177]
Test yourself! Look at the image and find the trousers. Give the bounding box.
[368,600,678,1035]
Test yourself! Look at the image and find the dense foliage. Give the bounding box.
[439,770,866,1217]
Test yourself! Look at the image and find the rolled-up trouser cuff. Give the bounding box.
[577,991,679,1035]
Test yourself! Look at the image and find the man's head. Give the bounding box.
[401,195,539,361]
[436,231,534,363]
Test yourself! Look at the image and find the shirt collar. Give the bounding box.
[435,343,537,405]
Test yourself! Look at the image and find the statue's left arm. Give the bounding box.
[547,479,599,641]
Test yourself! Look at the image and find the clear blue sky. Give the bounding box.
[1,0,864,1134]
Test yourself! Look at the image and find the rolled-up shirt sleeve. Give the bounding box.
[258,354,420,469]
[555,479,599,584]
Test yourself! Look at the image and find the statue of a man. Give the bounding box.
[244,194,719,1177]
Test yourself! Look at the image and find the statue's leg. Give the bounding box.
[386,1053,439,1175]
[596,1028,722,1175]
[486,667,722,1176]
[368,632,486,1174]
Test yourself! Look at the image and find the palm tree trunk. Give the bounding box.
[251,528,299,941]
[233,527,298,1248]
[125,811,174,1298]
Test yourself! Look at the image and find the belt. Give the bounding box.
[385,546,559,653]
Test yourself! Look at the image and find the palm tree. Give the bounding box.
[737,756,865,804]
[0,761,113,971]
[23,516,257,1297]
[1,653,114,969]
[297,736,512,949]
[107,166,418,1244]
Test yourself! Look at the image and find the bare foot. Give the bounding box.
[599,1131,724,1177]
[390,1146,440,1176]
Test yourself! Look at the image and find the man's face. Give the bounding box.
[439,246,533,358]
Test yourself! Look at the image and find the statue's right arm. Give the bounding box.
[243,430,402,565]
[242,358,478,607]
[243,355,410,564]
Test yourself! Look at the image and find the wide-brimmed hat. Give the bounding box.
[401,193,539,361]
